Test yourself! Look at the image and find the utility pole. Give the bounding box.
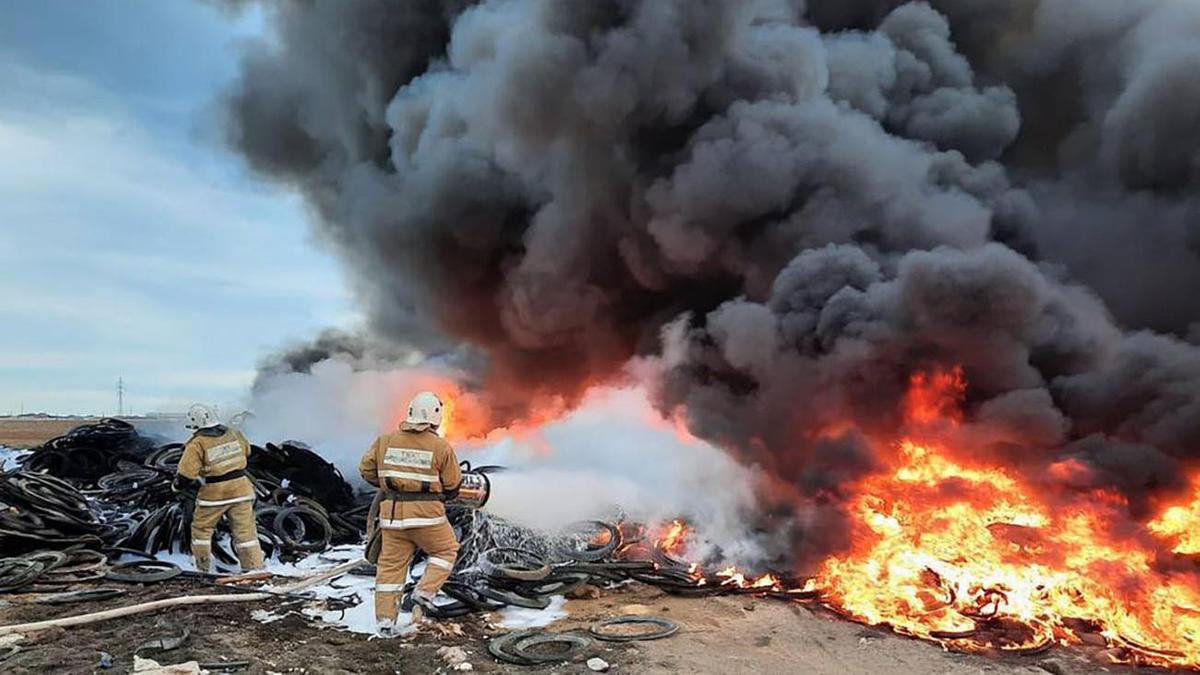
[117,377,125,417]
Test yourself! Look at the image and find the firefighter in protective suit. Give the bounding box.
[173,404,265,573]
[359,391,462,635]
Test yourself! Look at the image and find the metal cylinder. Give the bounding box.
[446,470,491,510]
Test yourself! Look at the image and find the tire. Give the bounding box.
[105,560,182,583]
[590,615,679,642]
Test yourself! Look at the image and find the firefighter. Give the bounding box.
[173,403,265,573]
[359,391,462,636]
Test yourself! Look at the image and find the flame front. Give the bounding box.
[818,440,1200,664]
[655,519,690,557]
[1149,480,1200,555]
[427,369,1200,667]
[642,366,1200,669]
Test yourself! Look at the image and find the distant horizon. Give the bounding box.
[0,411,187,419]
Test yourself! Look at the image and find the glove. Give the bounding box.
[171,475,202,495]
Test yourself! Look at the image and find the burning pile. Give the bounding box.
[653,441,1200,668]
[642,368,1200,670]
[820,440,1200,665]
[398,507,815,619]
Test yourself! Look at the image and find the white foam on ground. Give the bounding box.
[0,446,29,471]
[151,537,575,636]
[127,549,199,572]
[300,570,381,635]
[246,545,573,635]
[496,595,568,629]
[261,543,363,578]
[244,544,410,636]
[254,544,380,633]
[132,538,379,634]
[250,609,286,624]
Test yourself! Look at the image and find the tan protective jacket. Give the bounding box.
[177,426,255,508]
[359,426,461,529]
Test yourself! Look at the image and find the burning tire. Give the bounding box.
[556,520,621,562]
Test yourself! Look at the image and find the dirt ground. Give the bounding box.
[0,417,97,448]
[0,574,1150,675]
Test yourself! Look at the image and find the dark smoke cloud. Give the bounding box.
[222,0,1200,561]
[252,326,494,409]
[806,0,1200,334]
[252,328,423,390]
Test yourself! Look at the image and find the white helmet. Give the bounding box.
[185,403,220,430]
[405,391,444,427]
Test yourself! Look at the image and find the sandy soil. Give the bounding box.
[0,417,96,448]
[552,586,1120,675]
[0,575,1142,675]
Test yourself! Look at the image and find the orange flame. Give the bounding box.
[904,364,966,425]
[399,371,1200,668]
[640,366,1200,668]
[654,519,690,557]
[384,373,569,443]
[813,438,1200,661]
[1148,474,1200,555]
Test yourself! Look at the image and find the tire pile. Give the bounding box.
[1,420,370,563]
[0,471,107,552]
[5,421,811,627]
[0,548,186,599]
[403,510,816,619]
[0,548,111,593]
[22,418,157,481]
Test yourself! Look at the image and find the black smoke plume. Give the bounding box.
[221,0,1200,563]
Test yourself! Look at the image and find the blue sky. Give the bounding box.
[0,1,357,415]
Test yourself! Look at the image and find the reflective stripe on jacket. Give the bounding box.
[177,426,255,506]
[359,427,461,528]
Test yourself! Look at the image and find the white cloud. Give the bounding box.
[0,59,354,414]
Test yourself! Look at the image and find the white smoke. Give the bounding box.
[243,358,414,476]
[245,359,767,564]
[243,355,489,474]
[467,386,765,562]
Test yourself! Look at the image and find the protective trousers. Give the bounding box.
[190,501,265,573]
[375,522,460,622]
